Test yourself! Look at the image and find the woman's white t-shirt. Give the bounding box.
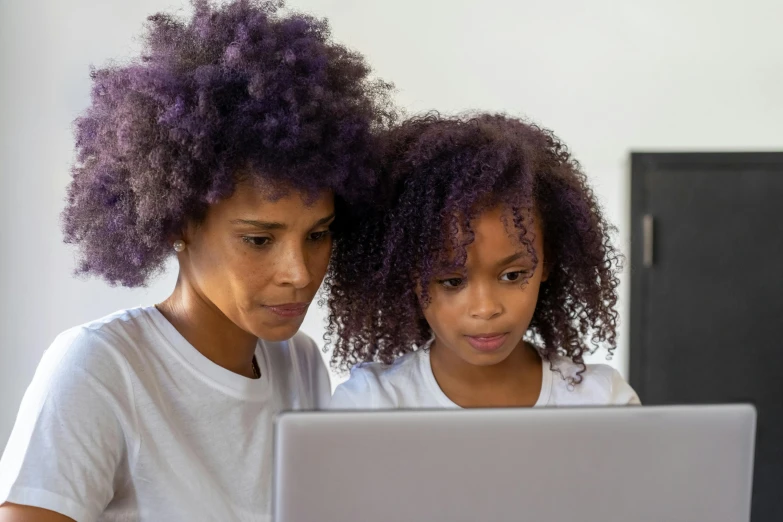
[330,348,640,409]
[0,306,331,522]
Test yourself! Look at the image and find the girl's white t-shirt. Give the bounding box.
[0,306,331,522]
[330,347,640,409]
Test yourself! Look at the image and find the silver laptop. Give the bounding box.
[273,405,756,522]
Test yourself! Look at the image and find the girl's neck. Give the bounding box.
[157,277,259,379]
[429,338,543,408]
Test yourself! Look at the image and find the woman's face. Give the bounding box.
[179,180,334,342]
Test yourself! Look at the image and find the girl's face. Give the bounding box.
[179,179,335,342]
[421,206,548,366]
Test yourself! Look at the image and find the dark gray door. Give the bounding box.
[630,152,783,522]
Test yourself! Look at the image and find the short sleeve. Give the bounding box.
[608,368,642,405]
[0,327,136,521]
[328,366,375,409]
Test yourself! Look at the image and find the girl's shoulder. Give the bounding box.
[545,355,641,406]
[329,350,428,409]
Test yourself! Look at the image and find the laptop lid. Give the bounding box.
[273,404,755,522]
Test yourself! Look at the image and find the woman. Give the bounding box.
[0,1,393,520]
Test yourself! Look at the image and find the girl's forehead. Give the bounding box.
[433,207,542,269]
[441,205,538,241]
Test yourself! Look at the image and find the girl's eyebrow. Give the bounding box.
[435,251,529,272]
[496,251,525,267]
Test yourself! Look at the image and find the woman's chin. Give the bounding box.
[252,320,304,343]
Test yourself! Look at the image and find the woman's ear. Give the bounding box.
[167,221,197,255]
[182,221,197,245]
[167,225,191,251]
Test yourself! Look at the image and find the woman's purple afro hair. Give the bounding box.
[62,0,395,287]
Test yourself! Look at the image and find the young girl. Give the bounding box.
[0,1,392,520]
[327,114,640,409]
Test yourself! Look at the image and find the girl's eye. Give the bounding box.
[309,230,331,242]
[438,277,464,289]
[500,271,528,282]
[243,236,271,247]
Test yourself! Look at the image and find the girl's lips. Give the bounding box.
[464,333,509,352]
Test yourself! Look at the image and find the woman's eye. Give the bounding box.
[438,278,464,289]
[309,230,331,242]
[500,271,527,282]
[243,236,270,247]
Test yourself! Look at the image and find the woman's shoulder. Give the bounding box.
[47,307,155,374]
[1,311,147,521]
[20,308,160,419]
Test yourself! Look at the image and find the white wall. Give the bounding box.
[1,0,781,451]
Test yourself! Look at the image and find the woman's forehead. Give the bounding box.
[211,180,334,220]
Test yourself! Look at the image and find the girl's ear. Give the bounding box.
[541,260,551,282]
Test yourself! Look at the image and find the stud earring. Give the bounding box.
[173,240,186,253]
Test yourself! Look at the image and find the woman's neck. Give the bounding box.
[157,278,259,379]
[429,338,543,408]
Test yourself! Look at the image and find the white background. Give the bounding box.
[1,0,781,451]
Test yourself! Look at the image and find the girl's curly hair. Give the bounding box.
[62,0,395,287]
[326,113,622,376]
